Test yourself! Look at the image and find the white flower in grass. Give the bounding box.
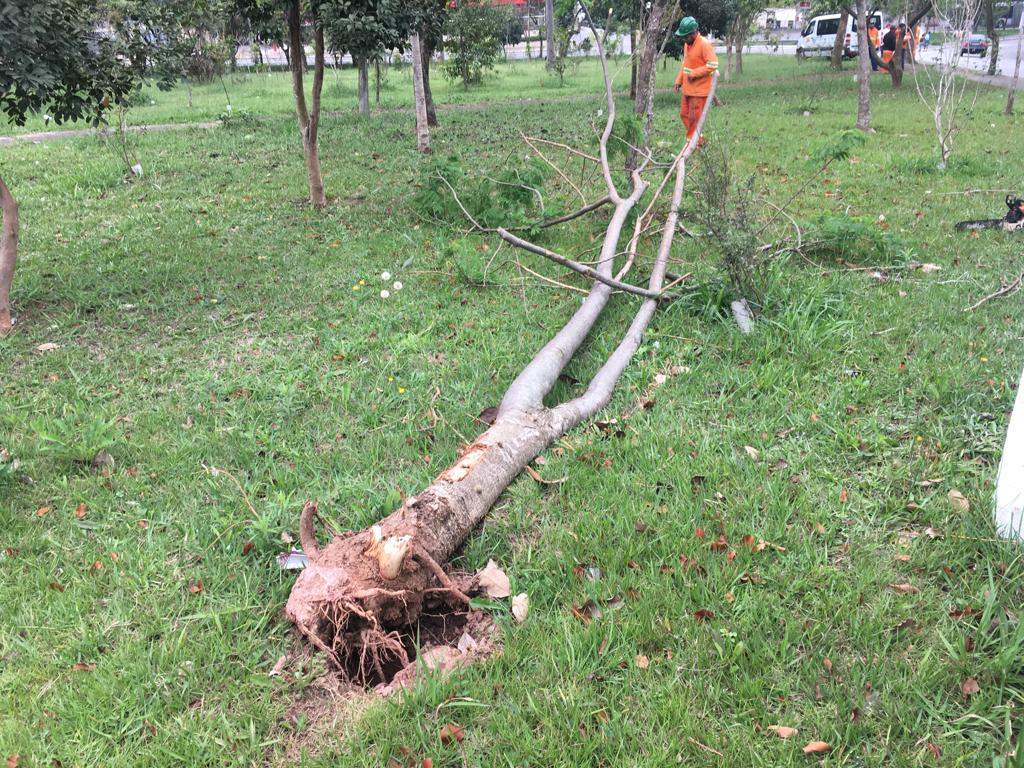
[393,281,403,291]
[380,289,390,299]
[381,271,391,281]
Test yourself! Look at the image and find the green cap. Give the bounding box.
[675,16,698,37]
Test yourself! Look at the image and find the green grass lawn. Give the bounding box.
[0,54,827,136]
[3,55,1024,767]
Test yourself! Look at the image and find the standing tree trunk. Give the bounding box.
[357,56,370,114]
[0,173,17,335]
[986,0,1000,76]
[628,0,670,171]
[545,0,556,68]
[411,32,431,153]
[734,14,748,75]
[1007,21,1023,114]
[287,0,326,209]
[831,8,850,70]
[421,37,438,127]
[375,59,382,104]
[855,0,872,131]
[629,26,638,98]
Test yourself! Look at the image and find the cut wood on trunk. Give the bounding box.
[0,172,17,335]
[284,5,719,685]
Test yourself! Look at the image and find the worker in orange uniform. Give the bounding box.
[867,21,881,71]
[673,16,718,145]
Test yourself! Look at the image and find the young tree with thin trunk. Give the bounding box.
[286,0,327,206]
[1007,17,1024,114]
[545,0,556,68]
[985,0,1000,76]
[914,0,983,169]
[628,0,672,171]
[284,5,720,681]
[0,0,188,334]
[855,0,872,130]
[411,32,431,153]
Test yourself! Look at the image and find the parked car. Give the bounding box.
[796,12,885,59]
[961,34,992,56]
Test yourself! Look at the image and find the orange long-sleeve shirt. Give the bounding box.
[674,34,718,97]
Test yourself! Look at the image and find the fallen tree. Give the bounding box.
[285,10,719,685]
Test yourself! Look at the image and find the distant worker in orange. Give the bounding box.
[867,21,881,71]
[673,16,718,145]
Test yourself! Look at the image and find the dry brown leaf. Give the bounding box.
[511,593,529,623]
[268,654,288,677]
[48,581,64,592]
[803,741,831,754]
[439,723,465,745]
[767,725,799,739]
[6,755,19,768]
[477,559,511,598]
[960,677,980,700]
[75,503,87,519]
[635,654,650,669]
[888,583,920,594]
[189,580,204,594]
[71,662,96,672]
[839,487,849,503]
[693,609,716,622]
[35,342,60,353]
[926,741,941,760]
[823,657,833,674]
[36,506,50,517]
[948,489,969,513]
[744,445,760,461]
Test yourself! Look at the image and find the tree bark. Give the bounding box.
[831,8,850,70]
[628,0,670,171]
[375,59,382,104]
[411,33,431,153]
[287,1,326,209]
[734,15,747,75]
[855,0,872,131]
[986,0,999,76]
[421,36,438,127]
[1008,24,1023,114]
[357,56,370,114]
[629,26,638,98]
[545,0,556,68]
[0,172,17,335]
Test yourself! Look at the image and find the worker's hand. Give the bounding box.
[674,83,681,93]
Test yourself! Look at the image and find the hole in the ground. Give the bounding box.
[328,603,471,689]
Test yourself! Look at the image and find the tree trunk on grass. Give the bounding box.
[831,8,849,70]
[855,0,872,130]
[285,40,719,687]
[357,56,370,114]
[422,36,438,127]
[287,0,326,209]
[734,17,746,75]
[986,0,999,76]
[0,173,18,335]
[1007,26,1023,114]
[545,0,555,68]
[411,32,431,153]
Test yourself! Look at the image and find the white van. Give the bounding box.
[797,12,885,59]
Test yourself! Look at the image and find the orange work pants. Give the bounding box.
[680,94,707,140]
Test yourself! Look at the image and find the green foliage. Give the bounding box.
[605,112,643,160]
[805,213,909,262]
[0,0,188,126]
[814,129,869,164]
[321,0,413,61]
[31,404,119,463]
[217,105,259,128]
[411,154,549,230]
[443,2,510,87]
[446,237,497,284]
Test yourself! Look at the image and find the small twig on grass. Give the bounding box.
[200,462,258,554]
[686,737,724,757]
[513,257,590,295]
[522,132,587,203]
[521,135,601,164]
[413,545,471,605]
[963,271,1024,312]
[523,464,568,485]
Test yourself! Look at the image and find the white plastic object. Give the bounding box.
[995,368,1024,542]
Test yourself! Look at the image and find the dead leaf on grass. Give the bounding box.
[767,725,799,739]
[6,755,19,768]
[960,677,980,700]
[803,740,831,754]
[888,583,920,594]
[35,343,60,354]
[71,662,96,671]
[693,609,716,622]
[635,654,650,669]
[948,489,969,513]
[512,593,529,623]
[74,503,87,519]
[268,654,287,677]
[439,723,465,745]
[744,445,760,461]
[477,559,511,598]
